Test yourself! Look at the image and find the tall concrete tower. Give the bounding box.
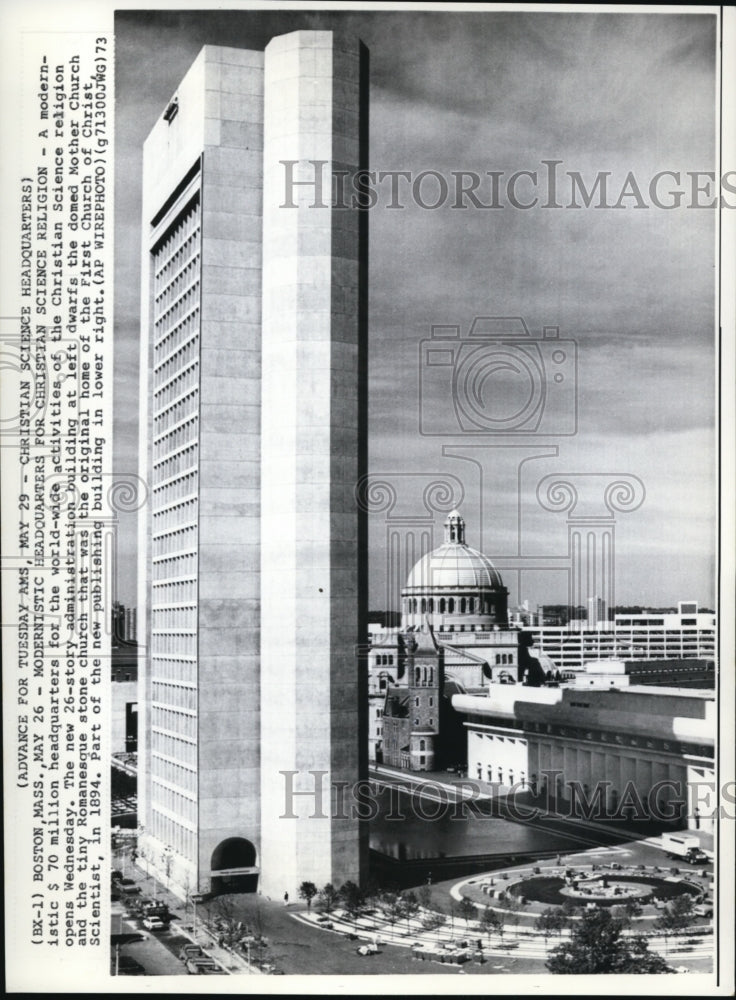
[259,31,369,898]
[137,31,368,900]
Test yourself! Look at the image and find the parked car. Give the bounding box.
[111,870,124,881]
[118,876,136,885]
[179,944,204,961]
[120,884,142,895]
[142,916,167,931]
[186,957,219,974]
[115,955,146,976]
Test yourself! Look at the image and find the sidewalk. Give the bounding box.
[126,863,262,975]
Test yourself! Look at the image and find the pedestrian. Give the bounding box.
[283,891,289,907]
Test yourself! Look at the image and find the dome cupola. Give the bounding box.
[402,511,507,631]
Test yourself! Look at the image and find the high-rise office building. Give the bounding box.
[137,31,368,900]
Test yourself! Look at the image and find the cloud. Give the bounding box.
[113,10,718,608]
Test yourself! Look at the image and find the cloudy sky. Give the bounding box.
[114,8,718,611]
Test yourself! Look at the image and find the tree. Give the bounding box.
[499,894,523,937]
[417,884,433,910]
[402,891,420,934]
[318,882,340,915]
[479,907,501,946]
[381,891,406,935]
[457,897,477,927]
[547,907,672,974]
[447,898,458,934]
[298,881,318,911]
[339,880,365,929]
[654,894,693,954]
[537,907,567,945]
[422,911,447,939]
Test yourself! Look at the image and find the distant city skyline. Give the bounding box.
[114,9,718,611]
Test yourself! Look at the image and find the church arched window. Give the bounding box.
[469,598,475,613]
[421,598,426,614]
[419,739,426,752]
[448,598,455,613]
[428,599,434,613]
[460,598,466,613]
[415,667,421,684]
[439,598,446,613]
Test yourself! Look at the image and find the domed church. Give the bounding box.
[402,510,509,632]
[380,511,537,772]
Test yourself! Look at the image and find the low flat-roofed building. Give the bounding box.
[453,684,714,833]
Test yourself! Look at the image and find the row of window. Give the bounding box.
[150,807,196,862]
[153,385,200,440]
[152,496,198,532]
[151,752,197,793]
[152,446,198,491]
[154,256,200,325]
[153,417,199,465]
[152,705,197,741]
[151,778,197,824]
[153,203,200,282]
[474,764,527,786]
[373,654,394,666]
[151,631,197,657]
[153,360,200,416]
[437,624,500,634]
[154,308,201,375]
[151,658,198,686]
[153,470,198,510]
[405,596,496,615]
[152,681,197,712]
[151,729,197,767]
[152,555,198,583]
[154,309,200,382]
[151,605,198,631]
[152,523,197,559]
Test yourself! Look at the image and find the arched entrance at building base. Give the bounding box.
[210,837,259,895]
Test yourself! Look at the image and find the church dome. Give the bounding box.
[404,511,503,591]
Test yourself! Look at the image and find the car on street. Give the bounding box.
[179,943,204,961]
[186,956,219,974]
[142,916,167,931]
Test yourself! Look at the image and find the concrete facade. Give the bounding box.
[138,43,265,896]
[138,32,368,901]
[259,30,369,898]
[454,686,715,834]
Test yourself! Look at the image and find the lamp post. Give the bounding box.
[162,845,173,892]
[191,893,204,941]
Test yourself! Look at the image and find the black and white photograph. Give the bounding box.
[1,1,735,993]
